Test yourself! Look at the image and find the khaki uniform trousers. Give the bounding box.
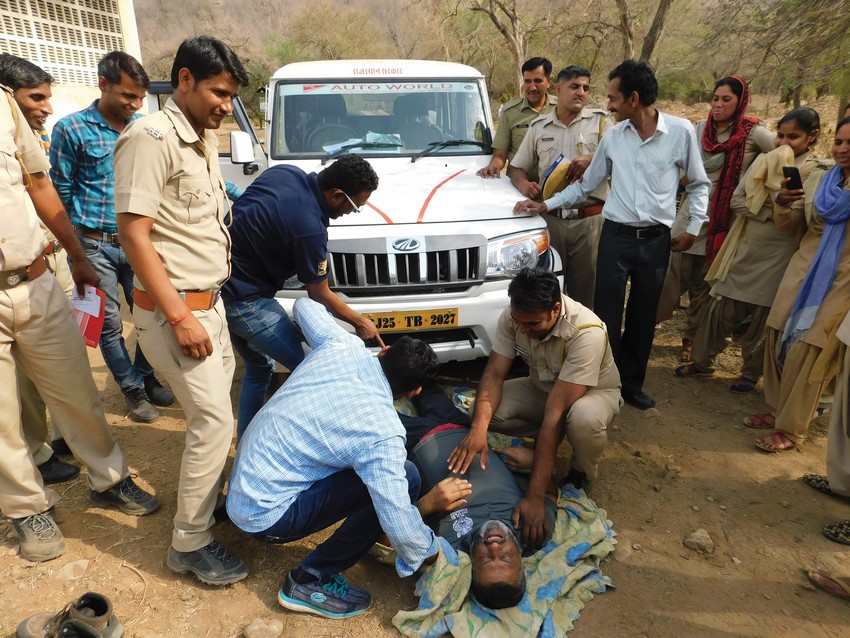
[763,327,828,442]
[545,214,603,310]
[19,251,75,464]
[827,346,850,496]
[0,272,127,518]
[691,297,769,381]
[133,300,234,553]
[488,377,619,480]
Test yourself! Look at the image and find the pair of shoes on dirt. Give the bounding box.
[801,475,850,546]
[16,591,123,638]
[14,477,160,562]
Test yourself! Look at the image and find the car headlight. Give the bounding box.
[486,230,550,278]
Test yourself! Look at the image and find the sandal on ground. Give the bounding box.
[822,520,850,546]
[754,430,796,453]
[743,413,776,429]
[679,339,692,363]
[730,378,757,393]
[674,363,714,377]
[802,474,850,502]
[807,568,850,600]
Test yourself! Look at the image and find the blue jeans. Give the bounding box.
[73,236,152,393]
[253,461,421,578]
[224,296,306,439]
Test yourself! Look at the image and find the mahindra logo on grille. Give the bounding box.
[392,238,421,251]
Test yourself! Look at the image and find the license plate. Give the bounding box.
[365,308,458,333]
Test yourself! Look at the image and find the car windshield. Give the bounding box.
[270,79,491,159]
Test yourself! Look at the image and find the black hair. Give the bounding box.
[0,54,53,90]
[378,336,438,395]
[837,115,850,134]
[557,65,591,83]
[608,60,658,106]
[470,571,527,610]
[521,57,552,77]
[317,154,379,195]
[777,107,820,135]
[98,51,149,90]
[714,76,744,100]
[170,36,249,89]
[507,268,561,313]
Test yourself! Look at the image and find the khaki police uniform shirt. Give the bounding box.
[0,85,49,271]
[511,107,611,203]
[114,98,231,292]
[493,94,558,160]
[491,294,621,395]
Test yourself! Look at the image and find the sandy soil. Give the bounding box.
[1,307,849,638]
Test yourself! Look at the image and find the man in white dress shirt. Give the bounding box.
[515,60,710,410]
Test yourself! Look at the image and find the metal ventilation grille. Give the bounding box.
[0,0,124,86]
[329,247,481,292]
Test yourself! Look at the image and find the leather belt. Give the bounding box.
[552,202,604,220]
[133,287,220,312]
[75,226,120,245]
[42,239,62,255]
[0,255,48,290]
[604,219,669,239]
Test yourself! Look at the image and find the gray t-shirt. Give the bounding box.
[410,429,556,555]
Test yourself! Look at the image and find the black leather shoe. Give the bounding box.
[622,390,655,410]
[37,454,80,485]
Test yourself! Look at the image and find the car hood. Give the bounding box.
[292,156,530,226]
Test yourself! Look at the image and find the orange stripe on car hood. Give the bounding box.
[417,169,466,223]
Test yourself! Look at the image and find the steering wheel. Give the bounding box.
[305,124,359,151]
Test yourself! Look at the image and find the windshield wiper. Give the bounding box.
[410,139,490,163]
[321,141,402,164]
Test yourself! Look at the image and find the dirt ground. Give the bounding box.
[1,307,849,638]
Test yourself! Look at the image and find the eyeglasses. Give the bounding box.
[342,191,364,214]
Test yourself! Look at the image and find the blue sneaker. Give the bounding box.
[277,571,372,618]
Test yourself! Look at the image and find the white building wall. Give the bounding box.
[0,0,143,125]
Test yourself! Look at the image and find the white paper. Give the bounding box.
[71,284,102,317]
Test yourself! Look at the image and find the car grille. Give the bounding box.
[328,244,483,293]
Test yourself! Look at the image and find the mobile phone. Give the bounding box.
[782,166,803,190]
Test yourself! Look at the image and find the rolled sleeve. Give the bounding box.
[355,437,438,576]
[509,131,536,174]
[491,307,518,359]
[113,126,167,218]
[557,328,607,387]
[293,297,347,349]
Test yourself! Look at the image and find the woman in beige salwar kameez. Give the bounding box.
[747,117,850,452]
[675,109,824,391]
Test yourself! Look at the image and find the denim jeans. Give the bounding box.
[253,461,421,578]
[224,296,306,439]
[72,236,152,393]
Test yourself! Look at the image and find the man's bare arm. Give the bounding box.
[513,379,587,546]
[447,351,513,473]
[27,171,98,292]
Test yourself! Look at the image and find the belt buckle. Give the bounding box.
[635,227,646,240]
[6,272,22,287]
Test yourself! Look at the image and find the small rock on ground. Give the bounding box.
[243,617,284,638]
[683,528,714,554]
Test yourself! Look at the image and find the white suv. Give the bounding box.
[152,60,562,361]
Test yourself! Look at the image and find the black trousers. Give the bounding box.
[593,220,671,396]
[397,382,471,451]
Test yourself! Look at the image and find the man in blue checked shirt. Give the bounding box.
[227,297,442,619]
[49,51,173,424]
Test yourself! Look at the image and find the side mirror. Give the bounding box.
[231,131,258,174]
